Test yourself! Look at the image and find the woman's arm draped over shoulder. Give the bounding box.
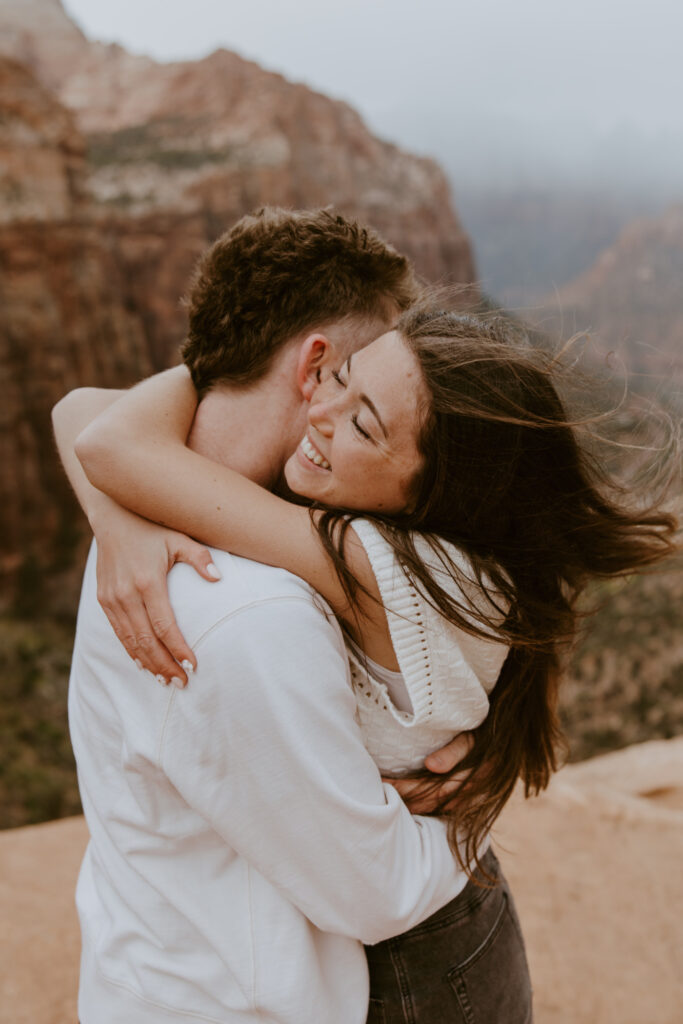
[53,386,126,532]
[52,384,218,683]
[76,367,380,629]
[60,379,475,805]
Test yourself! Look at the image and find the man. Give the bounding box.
[54,208,470,1024]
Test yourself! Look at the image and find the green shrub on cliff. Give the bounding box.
[0,616,81,828]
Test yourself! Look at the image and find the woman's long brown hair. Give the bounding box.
[313,307,679,879]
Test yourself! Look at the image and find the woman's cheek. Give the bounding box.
[359,466,391,511]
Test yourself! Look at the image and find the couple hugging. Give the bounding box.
[53,207,676,1024]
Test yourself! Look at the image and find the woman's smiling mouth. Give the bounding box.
[300,434,331,470]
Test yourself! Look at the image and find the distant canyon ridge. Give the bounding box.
[0,0,474,603]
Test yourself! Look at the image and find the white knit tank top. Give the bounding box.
[346,520,510,776]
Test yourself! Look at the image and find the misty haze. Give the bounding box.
[59,0,683,304]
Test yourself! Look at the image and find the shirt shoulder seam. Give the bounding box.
[156,595,339,768]
[189,593,331,651]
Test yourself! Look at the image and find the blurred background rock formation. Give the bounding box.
[0,0,473,611]
[0,0,680,837]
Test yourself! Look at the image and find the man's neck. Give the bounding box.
[187,355,306,490]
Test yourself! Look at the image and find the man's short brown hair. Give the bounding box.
[181,207,418,393]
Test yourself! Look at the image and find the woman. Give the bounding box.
[57,306,678,1022]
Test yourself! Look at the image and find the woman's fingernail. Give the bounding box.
[207,563,221,580]
[156,674,167,686]
[134,658,143,670]
[181,659,194,675]
[171,676,185,690]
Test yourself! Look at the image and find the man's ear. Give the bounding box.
[296,333,333,401]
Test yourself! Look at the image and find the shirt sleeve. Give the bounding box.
[159,594,466,945]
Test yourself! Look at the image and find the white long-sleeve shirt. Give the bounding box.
[70,544,470,1024]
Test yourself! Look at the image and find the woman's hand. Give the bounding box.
[93,503,220,686]
[52,381,218,684]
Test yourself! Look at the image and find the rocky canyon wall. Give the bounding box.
[0,0,476,605]
[0,57,156,602]
[540,206,683,390]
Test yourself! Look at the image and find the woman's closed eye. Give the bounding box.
[330,359,377,442]
[352,415,373,441]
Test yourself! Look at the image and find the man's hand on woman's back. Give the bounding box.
[383,733,475,814]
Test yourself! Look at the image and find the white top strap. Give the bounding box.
[350,520,509,731]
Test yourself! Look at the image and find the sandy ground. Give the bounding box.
[1,738,682,1024]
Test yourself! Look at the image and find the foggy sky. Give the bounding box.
[61,0,683,195]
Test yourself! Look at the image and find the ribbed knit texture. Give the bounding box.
[348,521,510,774]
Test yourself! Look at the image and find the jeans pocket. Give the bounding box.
[366,997,386,1024]
[447,892,532,1024]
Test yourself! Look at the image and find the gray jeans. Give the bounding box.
[364,848,533,1024]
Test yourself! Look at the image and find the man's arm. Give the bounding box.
[161,589,467,945]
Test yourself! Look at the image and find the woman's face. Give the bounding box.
[284,331,428,514]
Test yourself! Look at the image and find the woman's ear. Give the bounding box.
[296,333,332,401]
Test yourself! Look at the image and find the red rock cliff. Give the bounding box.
[0,0,476,603]
[0,57,154,599]
[540,206,683,389]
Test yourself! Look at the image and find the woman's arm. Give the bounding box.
[52,387,126,532]
[58,388,478,807]
[52,387,219,683]
[76,367,382,635]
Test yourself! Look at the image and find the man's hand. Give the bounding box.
[383,733,474,815]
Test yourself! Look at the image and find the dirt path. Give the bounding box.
[2,738,682,1024]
